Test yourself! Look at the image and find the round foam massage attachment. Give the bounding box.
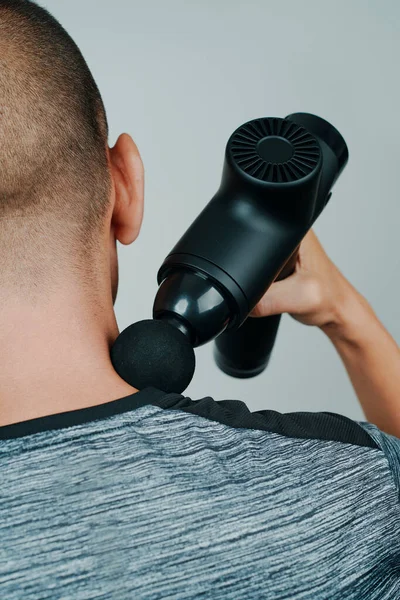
[111,319,196,394]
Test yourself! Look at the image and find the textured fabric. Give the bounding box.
[1,387,400,599]
[358,421,400,501]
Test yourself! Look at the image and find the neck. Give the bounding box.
[0,283,138,427]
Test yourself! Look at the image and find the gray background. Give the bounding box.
[46,0,399,419]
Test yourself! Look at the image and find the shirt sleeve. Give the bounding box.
[358,421,400,499]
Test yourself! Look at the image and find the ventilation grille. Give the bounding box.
[229,117,320,183]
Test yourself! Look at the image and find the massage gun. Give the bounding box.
[111,113,349,393]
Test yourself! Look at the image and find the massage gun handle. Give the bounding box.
[213,249,298,378]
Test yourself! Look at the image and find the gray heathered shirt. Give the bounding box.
[1,386,399,599]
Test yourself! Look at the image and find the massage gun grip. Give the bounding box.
[213,249,299,378]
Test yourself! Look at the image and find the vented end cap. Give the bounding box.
[228,117,321,183]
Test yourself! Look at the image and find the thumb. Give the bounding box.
[250,275,301,318]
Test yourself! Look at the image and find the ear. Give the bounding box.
[108,133,144,245]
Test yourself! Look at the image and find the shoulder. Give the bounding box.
[156,391,379,449]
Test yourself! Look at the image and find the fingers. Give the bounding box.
[250,229,329,320]
[250,276,302,318]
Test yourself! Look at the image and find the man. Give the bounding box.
[0,1,399,598]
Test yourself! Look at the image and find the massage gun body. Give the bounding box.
[154,113,348,377]
[111,113,348,392]
[159,158,321,327]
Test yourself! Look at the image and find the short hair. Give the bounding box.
[0,0,111,297]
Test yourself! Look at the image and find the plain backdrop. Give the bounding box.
[46,0,399,420]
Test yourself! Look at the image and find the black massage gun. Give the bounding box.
[111,113,349,393]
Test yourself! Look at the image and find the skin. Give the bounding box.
[0,138,399,436]
[0,134,143,426]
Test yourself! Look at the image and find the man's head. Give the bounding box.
[0,0,144,305]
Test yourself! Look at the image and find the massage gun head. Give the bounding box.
[111,319,196,394]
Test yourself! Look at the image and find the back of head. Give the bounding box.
[0,0,110,297]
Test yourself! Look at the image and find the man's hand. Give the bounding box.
[250,229,355,331]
